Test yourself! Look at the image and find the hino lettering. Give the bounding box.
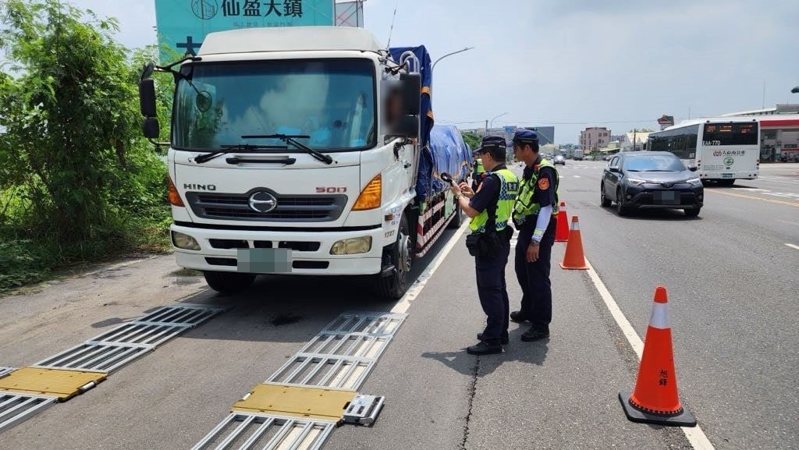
[183,184,217,191]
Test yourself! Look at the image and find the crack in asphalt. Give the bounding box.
[460,356,480,450]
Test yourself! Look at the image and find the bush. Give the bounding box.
[0,0,173,292]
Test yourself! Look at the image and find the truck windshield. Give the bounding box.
[173,59,376,152]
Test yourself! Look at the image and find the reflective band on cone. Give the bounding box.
[619,286,696,427]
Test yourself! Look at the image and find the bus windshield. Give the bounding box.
[173,59,376,151]
[702,122,758,146]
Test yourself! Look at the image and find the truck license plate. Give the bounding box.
[721,173,733,178]
[237,248,292,273]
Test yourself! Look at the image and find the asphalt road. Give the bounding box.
[0,162,796,449]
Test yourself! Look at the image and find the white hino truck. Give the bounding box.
[138,27,470,299]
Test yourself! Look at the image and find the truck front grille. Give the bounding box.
[186,192,347,222]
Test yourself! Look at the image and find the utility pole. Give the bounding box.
[484,120,488,136]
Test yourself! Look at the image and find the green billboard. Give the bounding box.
[155,0,336,62]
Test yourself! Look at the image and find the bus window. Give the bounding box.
[702,122,758,146]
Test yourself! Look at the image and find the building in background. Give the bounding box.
[622,130,651,151]
[580,127,611,152]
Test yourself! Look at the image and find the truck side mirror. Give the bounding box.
[400,73,421,116]
[139,78,158,118]
[397,115,419,139]
[142,117,160,139]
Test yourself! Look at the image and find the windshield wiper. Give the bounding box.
[241,134,334,165]
[195,144,288,164]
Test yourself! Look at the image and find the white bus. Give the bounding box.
[647,118,759,186]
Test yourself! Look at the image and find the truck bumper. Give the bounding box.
[170,223,384,276]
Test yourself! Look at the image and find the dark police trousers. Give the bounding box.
[475,237,511,343]
[514,216,557,330]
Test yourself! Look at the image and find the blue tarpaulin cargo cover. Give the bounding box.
[388,46,471,199]
[428,125,473,194]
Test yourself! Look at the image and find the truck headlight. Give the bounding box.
[331,236,372,255]
[171,231,200,250]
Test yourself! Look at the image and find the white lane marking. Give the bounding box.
[584,258,715,450]
[391,222,469,314]
[785,243,799,251]
[573,175,581,178]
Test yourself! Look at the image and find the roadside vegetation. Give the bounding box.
[0,0,173,292]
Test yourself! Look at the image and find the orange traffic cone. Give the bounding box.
[555,201,569,242]
[619,286,696,427]
[559,216,588,270]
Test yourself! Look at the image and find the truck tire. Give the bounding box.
[203,271,256,294]
[376,213,412,300]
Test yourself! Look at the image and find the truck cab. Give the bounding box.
[139,27,432,298]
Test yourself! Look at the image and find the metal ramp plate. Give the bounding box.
[196,312,406,450]
[192,413,334,450]
[0,393,56,432]
[34,303,224,374]
[0,367,105,401]
[233,383,356,422]
[0,303,225,434]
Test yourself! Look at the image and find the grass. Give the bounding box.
[0,204,173,295]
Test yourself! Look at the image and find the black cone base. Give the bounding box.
[619,391,697,427]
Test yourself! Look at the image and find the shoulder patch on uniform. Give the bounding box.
[538,177,550,190]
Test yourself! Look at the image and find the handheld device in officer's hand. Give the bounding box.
[440,172,455,185]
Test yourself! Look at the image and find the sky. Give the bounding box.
[20,0,799,143]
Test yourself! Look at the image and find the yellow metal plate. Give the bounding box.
[233,383,356,422]
[0,367,106,400]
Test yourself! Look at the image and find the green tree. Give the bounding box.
[461,132,481,151]
[0,0,150,244]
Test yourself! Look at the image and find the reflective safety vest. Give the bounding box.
[512,159,559,224]
[469,168,519,234]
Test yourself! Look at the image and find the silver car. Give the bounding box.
[554,155,566,165]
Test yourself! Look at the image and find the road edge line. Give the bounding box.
[705,189,799,208]
[784,243,799,251]
[391,222,469,314]
[584,257,715,450]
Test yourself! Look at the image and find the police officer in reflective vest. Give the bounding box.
[510,130,559,341]
[450,136,519,355]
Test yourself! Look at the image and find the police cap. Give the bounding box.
[475,135,507,159]
[512,129,539,146]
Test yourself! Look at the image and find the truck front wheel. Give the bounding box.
[376,213,413,300]
[203,271,256,294]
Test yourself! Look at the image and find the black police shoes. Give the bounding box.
[510,310,530,323]
[477,332,509,345]
[521,327,550,342]
[467,341,503,355]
